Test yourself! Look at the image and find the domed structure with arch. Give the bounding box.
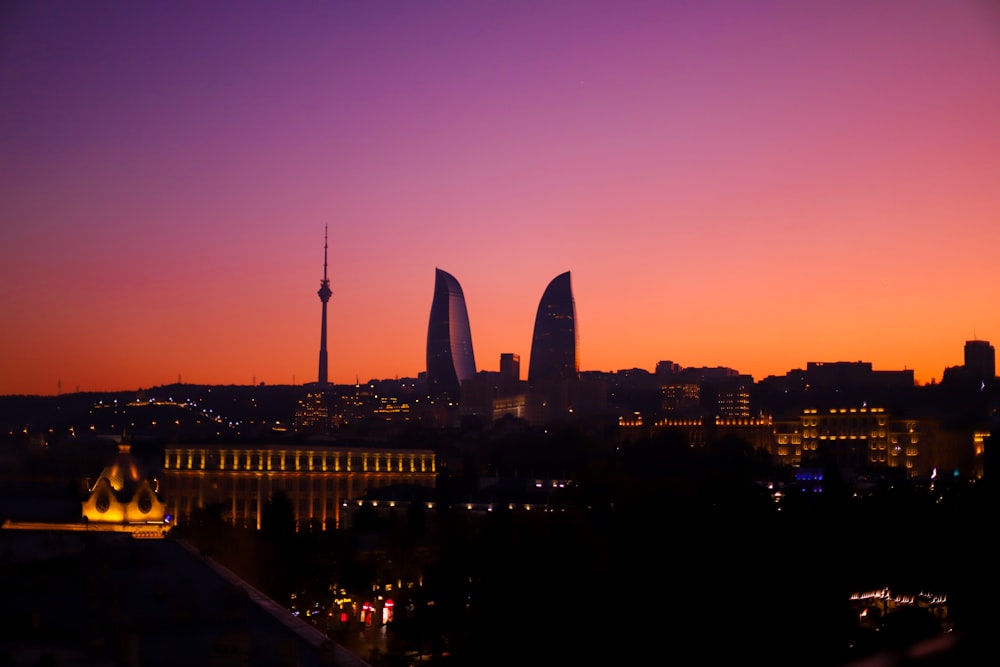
[81,439,168,536]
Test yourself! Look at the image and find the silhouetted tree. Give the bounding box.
[185,500,230,553]
[259,489,297,601]
[261,489,295,541]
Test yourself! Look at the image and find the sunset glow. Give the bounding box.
[2,1,998,395]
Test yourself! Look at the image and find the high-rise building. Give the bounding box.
[494,353,527,418]
[316,226,333,387]
[964,339,996,382]
[500,353,520,383]
[426,268,477,400]
[524,272,585,424]
[527,271,579,385]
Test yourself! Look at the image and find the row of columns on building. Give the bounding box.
[167,469,434,530]
[165,449,435,474]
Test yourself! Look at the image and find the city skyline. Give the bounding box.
[2,1,999,396]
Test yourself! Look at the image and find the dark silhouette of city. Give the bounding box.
[0,253,997,666]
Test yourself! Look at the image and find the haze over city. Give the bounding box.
[2,0,999,396]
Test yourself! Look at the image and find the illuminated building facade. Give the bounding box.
[710,376,753,418]
[772,408,896,470]
[292,391,331,434]
[619,405,978,480]
[4,439,171,538]
[779,408,982,480]
[426,268,477,401]
[491,394,527,421]
[661,383,701,416]
[160,443,436,530]
[619,414,774,450]
[81,441,168,531]
[850,588,951,634]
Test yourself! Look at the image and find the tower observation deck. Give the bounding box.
[317,226,333,387]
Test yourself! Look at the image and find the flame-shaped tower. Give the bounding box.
[426,268,477,400]
[528,271,579,385]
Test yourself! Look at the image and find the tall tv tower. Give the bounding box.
[316,226,333,387]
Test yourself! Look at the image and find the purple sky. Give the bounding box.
[2,1,999,394]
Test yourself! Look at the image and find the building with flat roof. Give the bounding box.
[160,442,436,530]
[964,339,996,383]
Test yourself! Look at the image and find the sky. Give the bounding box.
[2,0,999,396]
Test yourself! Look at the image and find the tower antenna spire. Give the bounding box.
[323,225,329,283]
[316,226,333,387]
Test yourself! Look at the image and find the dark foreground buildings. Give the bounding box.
[0,439,370,666]
[0,530,367,667]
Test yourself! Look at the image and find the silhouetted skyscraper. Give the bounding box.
[964,339,996,382]
[426,268,477,400]
[528,271,579,385]
[316,226,332,387]
[500,353,520,383]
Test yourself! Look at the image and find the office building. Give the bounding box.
[964,339,996,382]
[500,353,521,384]
[525,272,587,423]
[425,269,477,401]
[770,407,974,479]
[527,271,579,385]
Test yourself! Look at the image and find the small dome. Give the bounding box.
[96,443,149,497]
[83,439,166,527]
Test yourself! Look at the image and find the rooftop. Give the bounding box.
[0,529,369,667]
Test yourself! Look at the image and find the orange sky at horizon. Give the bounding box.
[1,1,998,396]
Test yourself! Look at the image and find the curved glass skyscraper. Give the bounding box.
[528,271,579,385]
[426,268,477,400]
